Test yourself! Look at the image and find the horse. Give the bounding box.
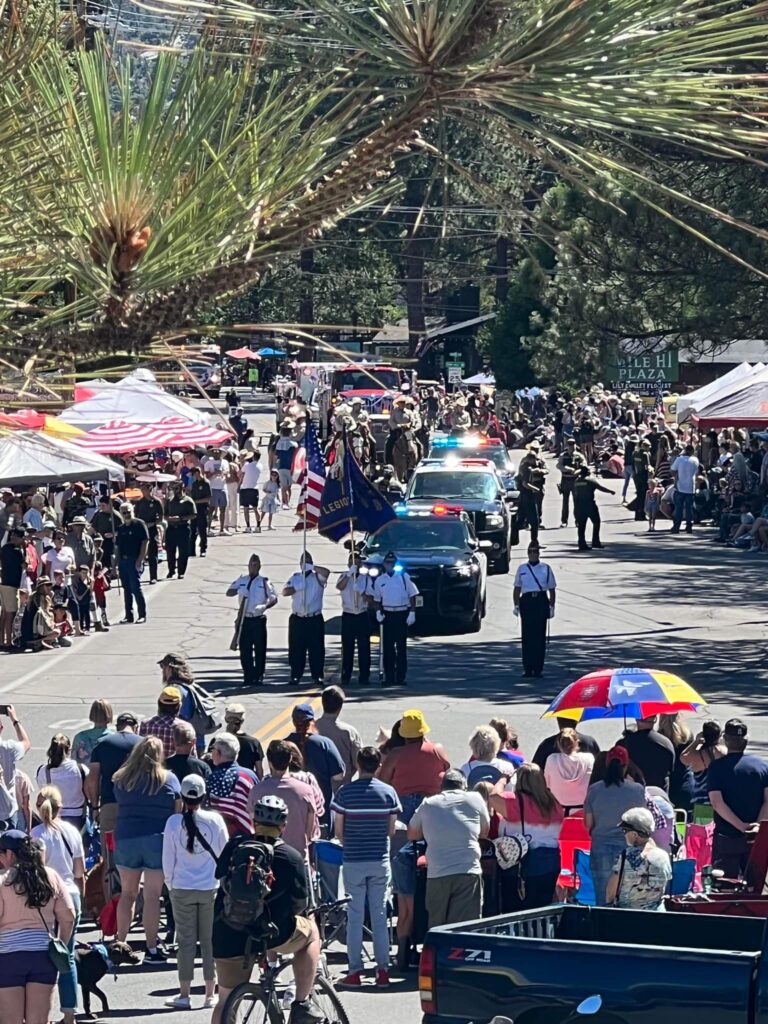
[389,429,422,482]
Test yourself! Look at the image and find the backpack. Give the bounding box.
[220,838,275,934]
[185,682,221,736]
[467,763,503,788]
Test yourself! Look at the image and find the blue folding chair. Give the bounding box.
[574,849,596,906]
[668,858,696,896]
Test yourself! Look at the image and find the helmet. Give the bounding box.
[252,794,289,828]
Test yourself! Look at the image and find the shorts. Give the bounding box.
[277,468,292,489]
[0,584,19,614]
[99,802,118,833]
[215,917,314,988]
[209,489,228,510]
[114,833,164,871]
[391,844,417,896]
[239,488,259,508]
[0,949,57,987]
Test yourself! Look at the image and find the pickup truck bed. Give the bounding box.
[420,904,768,1024]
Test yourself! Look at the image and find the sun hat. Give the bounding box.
[399,709,429,739]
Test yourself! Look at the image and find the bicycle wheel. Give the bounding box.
[221,982,283,1024]
[310,975,351,1024]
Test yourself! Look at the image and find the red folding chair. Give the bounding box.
[557,813,591,894]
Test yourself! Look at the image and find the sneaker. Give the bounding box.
[120,616,134,624]
[290,999,324,1023]
[178,575,185,580]
[166,572,176,579]
[244,526,253,534]
[375,969,390,988]
[136,616,147,624]
[164,996,191,1009]
[144,946,169,963]
[203,996,217,1009]
[337,972,363,988]
[57,637,73,647]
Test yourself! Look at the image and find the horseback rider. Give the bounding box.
[385,394,413,465]
[354,414,377,474]
[372,465,407,505]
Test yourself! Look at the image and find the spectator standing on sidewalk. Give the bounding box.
[315,686,363,786]
[139,688,185,759]
[408,769,489,927]
[165,723,212,785]
[285,705,345,827]
[238,451,263,533]
[708,719,768,878]
[72,700,114,765]
[223,705,264,777]
[86,712,140,835]
[248,740,317,858]
[0,707,31,827]
[670,443,700,535]
[334,746,401,989]
[203,448,231,536]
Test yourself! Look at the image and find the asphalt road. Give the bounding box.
[4,390,768,1023]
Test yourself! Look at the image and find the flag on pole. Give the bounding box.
[319,435,396,542]
[653,384,664,417]
[294,419,326,531]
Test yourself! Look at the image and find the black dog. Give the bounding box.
[75,940,141,1018]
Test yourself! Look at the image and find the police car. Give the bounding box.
[427,433,517,493]
[359,507,488,633]
[402,460,513,573]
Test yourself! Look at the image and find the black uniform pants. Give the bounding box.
[288,613,325,682]
[383,609,409,686]
[341,612,371,684]
[520,592,549,675]
[239,617,267,685]
[560,486,574,526]
[191,505,208,555]
[166,524,190,577]
[101,538,114,570]
[518,491,539,542]
[633,471,648,521]
[576,508,601,549]
[146,525,159,582]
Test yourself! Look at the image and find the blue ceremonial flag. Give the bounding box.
[318,439,396,542]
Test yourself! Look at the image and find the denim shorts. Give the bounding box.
[391,844,417,896]
[114,833,164,871]
[209,489,228,509]
[0,949,57,987]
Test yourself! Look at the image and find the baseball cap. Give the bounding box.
[724,718,748,739]
[159,686,182,705]
[225,703,246,719]
[0,829,29,853]
[399,709,429,739]
[181,774,207,801]
[619,807,655,837]
[116,712,139,728]
[292,703,315,722]
[157,653,184,668]
[606,745,629,767]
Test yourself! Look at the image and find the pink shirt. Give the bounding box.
[0,865,75,938]
[247,775,316,856]
[378,740,449,798]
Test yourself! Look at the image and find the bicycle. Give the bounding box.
[222,898,351,1024]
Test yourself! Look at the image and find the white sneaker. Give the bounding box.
[244,526,253,533]
[164,996,191,1010]
[203,996,217,1009]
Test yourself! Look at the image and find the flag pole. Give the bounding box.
[302,479,308,618]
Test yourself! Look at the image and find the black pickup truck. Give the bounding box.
[419,904,768,1024]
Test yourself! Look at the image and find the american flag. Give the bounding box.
[207,764,256,835]
[294,418,326,531]
[654,384,665,417]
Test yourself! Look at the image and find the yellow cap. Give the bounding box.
[159,686,182,705]
[399,709,429,739]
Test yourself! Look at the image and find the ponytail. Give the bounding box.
[37,785,62,830]
[181,798,201,853]
[46,734,71,769]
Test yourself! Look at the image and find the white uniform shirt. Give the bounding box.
[286,569,327,616]
[230,574,277,617]
[373,570,419,611]
[338,569,370,615]
[513,561,556,594]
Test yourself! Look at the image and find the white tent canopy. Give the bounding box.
[677,362,764,420]
[58,378,207,429]
[0,431,123,486]
[463,372,496,386]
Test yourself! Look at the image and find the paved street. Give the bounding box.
[4,392,768,1023]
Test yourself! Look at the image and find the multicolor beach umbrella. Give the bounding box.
[543,667,706,722]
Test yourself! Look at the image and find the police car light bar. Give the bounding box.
[432,504,463,516]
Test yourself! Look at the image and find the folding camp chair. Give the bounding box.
[668,858,696,896]
[573,849,596,906]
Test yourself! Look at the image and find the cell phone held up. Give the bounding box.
[0,706,9,717]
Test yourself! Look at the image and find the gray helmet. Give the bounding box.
[252,794,289,827]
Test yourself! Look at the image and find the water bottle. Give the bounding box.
[702,865,713,893]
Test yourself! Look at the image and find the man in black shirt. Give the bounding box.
[165,722,212,784]
[532,718,601,771]
[573,465,614,552]
[213,796,322,1024]
[617,715,675,792]
[89,497,118,569]
[165,483,196,580]
[134,483,164,584]
[189,468,211,558]
[708,719,768,877]
[224,704,264,778]
[115,503,149,624]
[0,528,26,648]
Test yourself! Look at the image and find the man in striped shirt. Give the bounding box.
[332,746,401,988]
[207,733,258,836]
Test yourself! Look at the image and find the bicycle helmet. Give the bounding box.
[252,794,289,827]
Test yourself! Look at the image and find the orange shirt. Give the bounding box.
[378,740,449,798]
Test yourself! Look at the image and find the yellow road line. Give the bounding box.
[255,693,322,747]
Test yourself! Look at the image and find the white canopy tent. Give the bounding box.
[463,372,496,386]
[0,431,123,486]
[677,362,764,420]
[58,377,207,429]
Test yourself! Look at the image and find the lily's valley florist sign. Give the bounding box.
[608,349,679,387]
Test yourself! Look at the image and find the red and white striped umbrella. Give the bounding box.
[75,420,166,453]
[156,417,234,447]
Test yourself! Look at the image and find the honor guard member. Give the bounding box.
[283,552,330,685]
[556,439,584,528]
[134,482,164,584]
[227,554,278,687]
[512,542,556,678]
[336,552,372,687]
[372,551,419,688]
